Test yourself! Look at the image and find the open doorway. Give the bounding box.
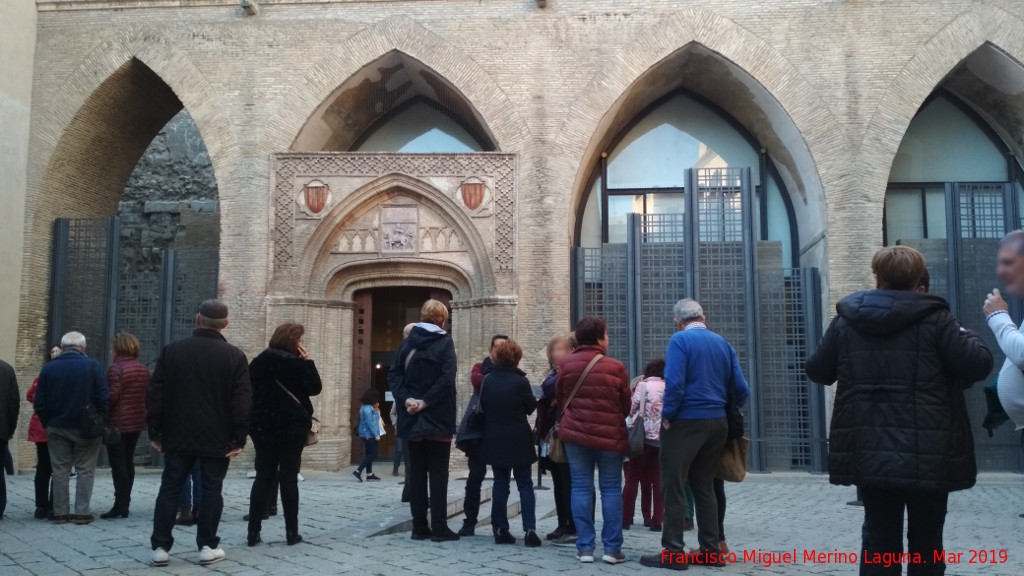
[349,286,452,465]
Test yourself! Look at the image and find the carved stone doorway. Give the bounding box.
[348,286,452,465]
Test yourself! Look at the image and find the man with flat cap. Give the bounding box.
[147,300,252,567]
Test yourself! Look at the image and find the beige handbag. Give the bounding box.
[716,436,750,482]
[545,354,603,464]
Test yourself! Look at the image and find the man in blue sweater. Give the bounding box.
[35,331,109,525]
[641,299,749,570]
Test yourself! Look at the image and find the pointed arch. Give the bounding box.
[17,27,238,379]
[860,6,1024,201]
[553,8,844,265]
[271,15,530,154]
[291,51,497,153]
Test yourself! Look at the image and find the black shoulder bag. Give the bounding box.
[80,362,106,440]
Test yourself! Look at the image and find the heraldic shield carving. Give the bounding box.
[300,180,330,216]
[461,181,485,211]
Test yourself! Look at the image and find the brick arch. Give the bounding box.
[17,26,239,376]
[553,7,846,248]
[858,6,1024,211]
[303,173,495,300]
[270,14,531,154]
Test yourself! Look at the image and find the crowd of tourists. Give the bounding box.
[1,233,1023,572]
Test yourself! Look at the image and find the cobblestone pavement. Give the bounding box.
[0,468,1021,575]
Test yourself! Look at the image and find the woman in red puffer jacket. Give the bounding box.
[26,346,61,519]
[555,317,631,564]
[100,333,151,519]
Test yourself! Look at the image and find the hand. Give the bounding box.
[375,436,381,441]
[226,447,243,459]
[984,289,1010,316]
[662,420,671,431]
[405,398,418,414]
[150,439,163,453]
[297,344,309,360]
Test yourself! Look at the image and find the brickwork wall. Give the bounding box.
[12,0,1024,467]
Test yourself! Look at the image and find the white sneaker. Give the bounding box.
[577,551,595,563]
[151,548,170,567]
[198,546,225,566]
[297,473,305,482]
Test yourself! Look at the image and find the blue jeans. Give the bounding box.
[491,465,535,532]
[564,442,624,554]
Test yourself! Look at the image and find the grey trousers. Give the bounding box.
[659,418,727,554]
[47,427,103,517]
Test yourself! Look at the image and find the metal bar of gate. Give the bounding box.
[945,183,962,319]
[685,169,700,301]
[102,217,121,370]
[802,268,829,474]
[571,247,585,328]
[627,213,642,377]
[48,219,71,348]
[740,168,765,473]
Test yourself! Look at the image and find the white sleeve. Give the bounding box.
[987,312,1024,368]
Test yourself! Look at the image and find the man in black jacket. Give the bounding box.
[147,300,251,567]
[806,246,992,576]
[0,358,18,520]
[388,299,459,543]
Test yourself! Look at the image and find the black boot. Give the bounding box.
[458,519,476,537]
[286,531,303,546]
[100,507,128,520]
[430,525,460,542]
[247,530,261,547]
[494,529,516,545]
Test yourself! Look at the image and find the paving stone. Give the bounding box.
[1,470,1022,574]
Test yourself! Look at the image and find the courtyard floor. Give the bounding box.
[0,467,1021,575]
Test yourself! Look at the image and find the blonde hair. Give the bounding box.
[420,299,449,327]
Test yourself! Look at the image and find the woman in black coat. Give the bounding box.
[387,300,460,542]
[480,340,540,547]
[246,323,322,547]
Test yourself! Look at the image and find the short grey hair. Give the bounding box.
[673,299,705,322]
[61,331,87,350]
[1000,230,1024,254]
[197,315,229,331]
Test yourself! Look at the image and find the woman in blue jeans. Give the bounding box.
[479,339,541,547]
[554,317,632,564]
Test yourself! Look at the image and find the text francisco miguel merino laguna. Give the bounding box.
[662,548,1009,567]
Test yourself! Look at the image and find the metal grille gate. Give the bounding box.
[900,183,1023,471]
[573,168,827,473]
[49,217,219,466]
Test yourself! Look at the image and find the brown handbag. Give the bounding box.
[545,354,603,464]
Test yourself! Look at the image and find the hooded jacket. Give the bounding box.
[805,290,993,493]
[388,323,457,439]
